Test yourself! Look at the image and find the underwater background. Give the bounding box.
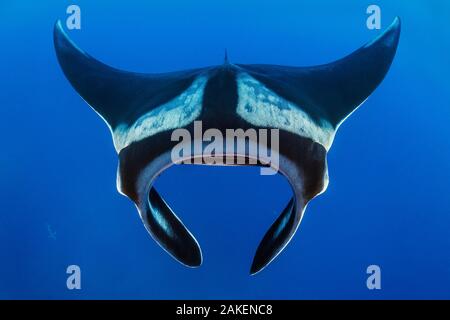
[0,0,449,299]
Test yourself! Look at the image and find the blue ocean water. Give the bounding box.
[0,0,449,299]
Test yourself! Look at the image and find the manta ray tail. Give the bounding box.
[224,49,229,64]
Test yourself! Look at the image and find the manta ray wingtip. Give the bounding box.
[54,19,62,29]
[388,16,402,37]
[53,19,66,39]
[53,18,76,53]
[364,16,401,50]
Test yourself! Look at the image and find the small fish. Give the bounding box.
[46,223,56,240]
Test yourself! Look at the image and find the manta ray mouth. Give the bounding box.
[134,151,308,275]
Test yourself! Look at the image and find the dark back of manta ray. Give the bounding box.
[53,18,401,274]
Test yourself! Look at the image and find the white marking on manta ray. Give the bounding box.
[112,76,208,153]
[236,73,336,151]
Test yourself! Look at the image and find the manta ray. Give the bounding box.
[54,17,401,274]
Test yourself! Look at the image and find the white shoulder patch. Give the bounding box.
[112,76,208,153]
[236,73,336,151]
